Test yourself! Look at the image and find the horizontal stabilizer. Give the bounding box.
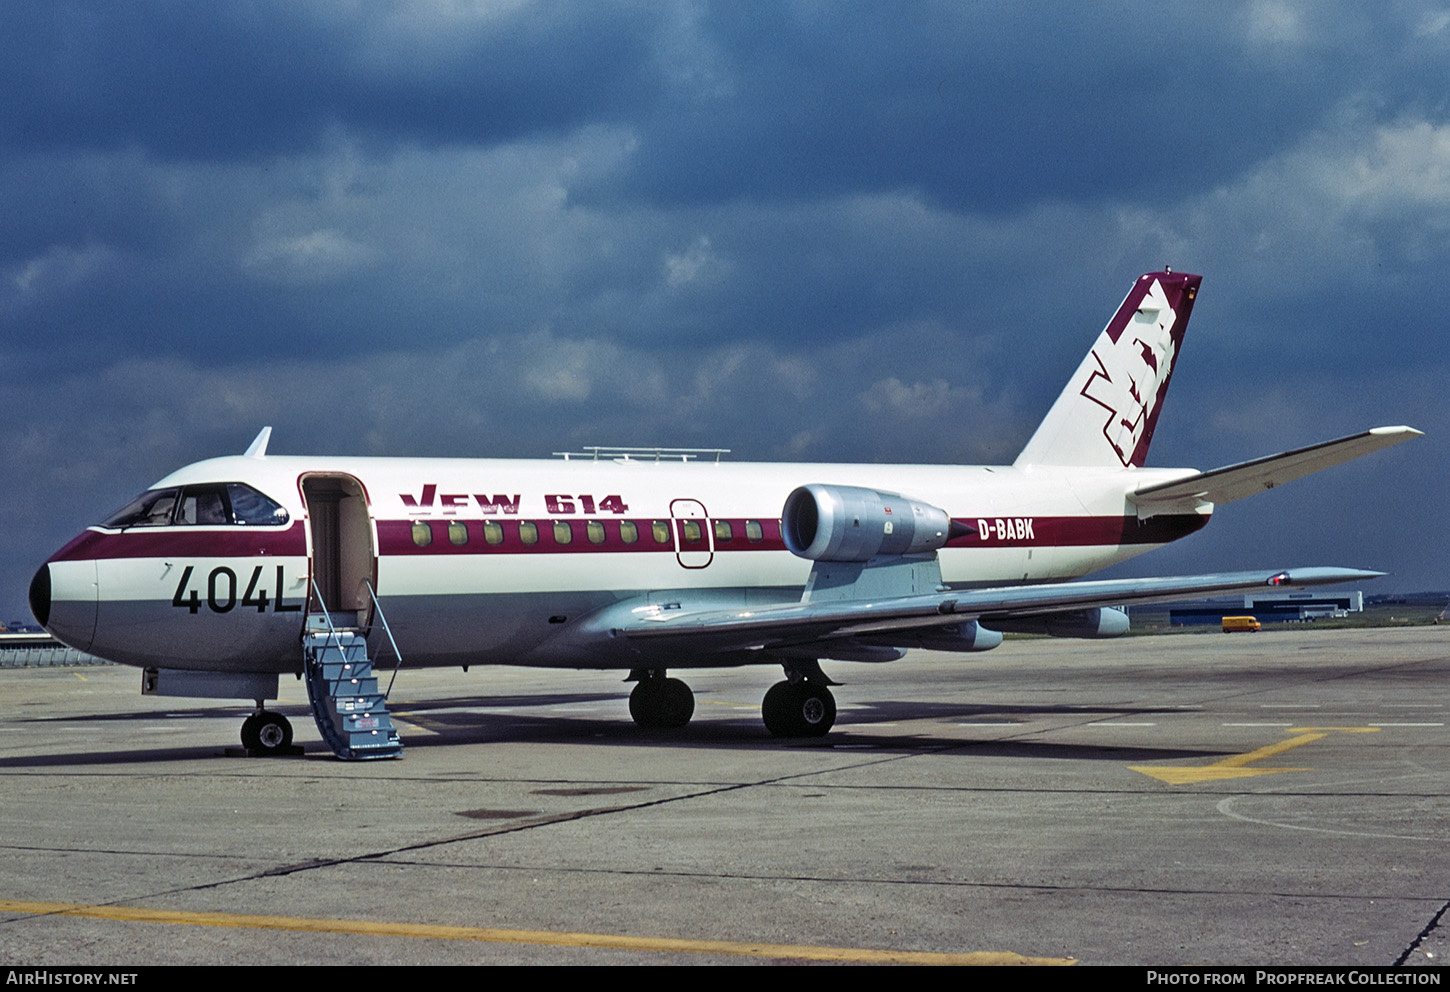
[1129,426,1421,515]
[612,567,1384,653]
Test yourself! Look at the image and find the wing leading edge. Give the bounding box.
[610,567,1384,652]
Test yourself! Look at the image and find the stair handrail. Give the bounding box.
[364,579,405,699]
[307,580,350,659]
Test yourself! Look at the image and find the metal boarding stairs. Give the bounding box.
[303,579,404,760]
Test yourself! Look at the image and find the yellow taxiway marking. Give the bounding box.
[1130,726,1381,785]
[383,709,439,735]
[0,899,1071,965]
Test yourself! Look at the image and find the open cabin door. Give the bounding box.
[301,474,377,627]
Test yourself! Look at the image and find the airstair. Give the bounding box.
[303,581,404,760]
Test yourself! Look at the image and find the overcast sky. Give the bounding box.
[4,1,1447,621]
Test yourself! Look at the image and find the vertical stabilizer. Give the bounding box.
[1015,271,1200,468]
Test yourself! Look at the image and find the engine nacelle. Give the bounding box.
[982,607,1130,639]
[857,621,1004,653]
[782,484,955,562]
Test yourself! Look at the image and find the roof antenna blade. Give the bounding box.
[244,426,272,458]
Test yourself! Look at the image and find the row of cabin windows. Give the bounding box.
[412,517,768,548]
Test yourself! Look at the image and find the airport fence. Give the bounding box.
[0,645,111,668]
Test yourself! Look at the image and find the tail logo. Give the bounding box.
[1079,279,1179,467]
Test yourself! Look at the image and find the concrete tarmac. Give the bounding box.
[0,626,1446,966]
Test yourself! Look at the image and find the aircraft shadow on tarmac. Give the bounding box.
[0,691,1229,767]
[388,698,1224,764]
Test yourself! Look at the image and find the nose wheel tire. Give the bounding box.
[629,677,695,728]
[762,681,836,737]
[241,711,294,754]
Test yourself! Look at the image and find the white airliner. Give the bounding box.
[29,271,1420,759]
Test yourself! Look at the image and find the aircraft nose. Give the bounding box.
[29,564,50,626]
[32,558,97,653]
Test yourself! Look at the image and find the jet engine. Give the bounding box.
[782,484,960,562]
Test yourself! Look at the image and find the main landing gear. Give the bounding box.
[627,666,839,738]
[761,679,836,737]
[761,659,839,737]
[628,671,696,728]
[240,706,295,755]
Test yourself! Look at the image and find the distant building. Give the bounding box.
[1166,591,1365,627]
[1243,590,1363,621]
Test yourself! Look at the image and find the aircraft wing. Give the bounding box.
[611,567,1383,651]
[1128,426,1421,514]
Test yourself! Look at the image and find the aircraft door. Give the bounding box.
[670,498,713,569]
[301,474,377,627]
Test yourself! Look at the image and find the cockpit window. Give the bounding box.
[178,487,229,525]
[224,484,289,525]
[100,483,289,528]
[102,489,181,528]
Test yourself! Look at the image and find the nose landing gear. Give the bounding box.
[240,708,297,756]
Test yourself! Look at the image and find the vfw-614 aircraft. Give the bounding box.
[30,271,1420,759]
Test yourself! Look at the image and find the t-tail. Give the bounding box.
[1015,270,1201,469]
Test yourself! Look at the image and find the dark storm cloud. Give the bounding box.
[1,2,660,159]
[595,2,1433,211]
[6,1,1438,211]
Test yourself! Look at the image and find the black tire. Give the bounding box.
[242,711,293,753]
[762,681,836,737]
[654,677,695,728]
[240,713,262,751]
[629,678,694,728]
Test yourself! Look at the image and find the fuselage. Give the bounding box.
[25,272,1417,758]
[32,454,1210,675]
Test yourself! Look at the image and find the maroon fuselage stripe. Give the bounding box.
[376,517,788,555]
[48,522,309,561]
[48,513,1208,562]
[951,513,1208,549]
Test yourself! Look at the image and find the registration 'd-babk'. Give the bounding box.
[30,271,1420,759]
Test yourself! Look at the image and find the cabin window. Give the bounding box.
[483,520,504,545]
[651,521,671,544]
[586,520,606,544]
[714,520,733,542]
[448,521,469,546]
[681,520,703,544]
[619,521,639,544]
[411,521,433,547]
[519,521,539,545]
[745,520,764,543]
[553,520,573,545]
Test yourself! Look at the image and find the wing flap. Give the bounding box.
[613,567,1384,651]
[1128,426,1421,512]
